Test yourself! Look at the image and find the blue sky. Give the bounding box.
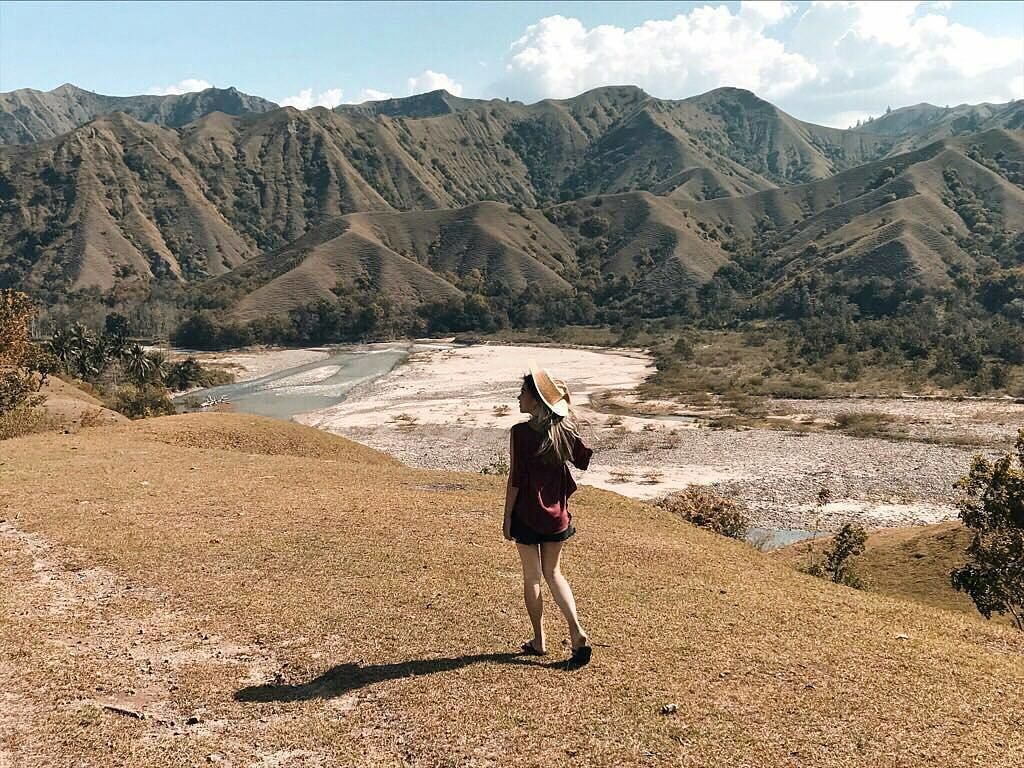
[1,1,1021,126]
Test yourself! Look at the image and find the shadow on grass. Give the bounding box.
[235,651,570,703]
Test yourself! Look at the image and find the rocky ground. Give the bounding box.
[296,343,1023,533]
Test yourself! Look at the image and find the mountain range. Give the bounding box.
[0,82,1020,323]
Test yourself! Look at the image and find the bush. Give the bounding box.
[480,456,510,476]
[107,384,176,419]
[658,487,749,539]
[0,406,49,440]
[164,357,235,391]
[832,411,906,440]
[1,289,47,416]
[825,523,868,587]
[951,429,1024,630]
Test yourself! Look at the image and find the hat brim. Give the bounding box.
[529,361,570,417]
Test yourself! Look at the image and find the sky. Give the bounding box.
[1,1,1021,127]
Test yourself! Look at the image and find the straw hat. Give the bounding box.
[528,360,571,417]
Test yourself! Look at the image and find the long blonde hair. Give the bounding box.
[523,373,580,466]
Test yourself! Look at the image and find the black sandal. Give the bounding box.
[520,640,546,656]
[567,643,592,669]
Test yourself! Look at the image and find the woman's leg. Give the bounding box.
[516,542,545,652]
[540,541,587,648]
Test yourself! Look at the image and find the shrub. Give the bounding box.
[0,289,47,416]
[107,384,176,419]
[0,406,49,440]
[832,411,906,440]
[658,487,749,540]
[816,523,869,588]
[951,429,1024,630]
[480,456,509,476]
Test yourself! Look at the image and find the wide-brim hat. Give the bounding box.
[528,360,571,417]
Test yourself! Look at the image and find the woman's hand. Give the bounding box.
[503,518,513,541]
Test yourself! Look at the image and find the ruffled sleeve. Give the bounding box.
[570,434,593,471]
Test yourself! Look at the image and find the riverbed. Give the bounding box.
[179,342,1023,539]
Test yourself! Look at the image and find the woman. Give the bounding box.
[503,362,593,667]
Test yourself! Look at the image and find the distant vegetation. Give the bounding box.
[0,290,231,436]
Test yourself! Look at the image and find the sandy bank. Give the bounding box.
[182,347,333,382]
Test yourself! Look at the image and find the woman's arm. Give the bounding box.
[503,431,519,540]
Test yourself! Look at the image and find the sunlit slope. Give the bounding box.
[219,201,575,321]
[1,413,1021,767]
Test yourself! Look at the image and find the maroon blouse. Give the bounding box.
[510,421,593,535]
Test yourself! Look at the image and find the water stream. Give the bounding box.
[176,346,408,421]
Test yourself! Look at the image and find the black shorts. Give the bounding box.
[511,514,575,546]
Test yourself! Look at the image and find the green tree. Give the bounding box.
[122,344,155,387]
[951,430,1024,630]
[823,524,868,588]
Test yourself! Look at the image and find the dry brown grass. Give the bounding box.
[774,521,1011,625]
[831,411,910,440]
[1,414,1023,767]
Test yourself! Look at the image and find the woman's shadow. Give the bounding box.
[235,651,569,703]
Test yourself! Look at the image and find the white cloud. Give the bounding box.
[740,1,797,27]
[407,70,464,96]
[280,87,344,109]
[503,10,816,103]
[147,78,213,96]
[355,88,394,102]
[784,1,1023,122]
[499,3,1023,124]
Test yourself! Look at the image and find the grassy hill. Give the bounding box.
[772,522,1006,621]
[1,413,1022,766]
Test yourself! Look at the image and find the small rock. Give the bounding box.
[207,754,223,764]
[186,715,201,725]
[660,703,678,715]
[895,633,910,640]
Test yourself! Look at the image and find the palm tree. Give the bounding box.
[78,337,110,380]
[47,327,77,368]
[145,349,168,386]
[122,344,154,387]
[65,322,98,379]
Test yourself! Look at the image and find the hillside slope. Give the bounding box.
[861,100,1024,154]
[1,87,1020,317]
[1,413,1022,766]
[215,201,577,321]
[0,83,277,144]
[545,129,1023,306]
[773,522,998,619]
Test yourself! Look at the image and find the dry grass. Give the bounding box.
[773,521,1013,626]
[831,411,910,440]
[1,414,1023,767]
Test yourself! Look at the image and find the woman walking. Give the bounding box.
[503,362,593,668]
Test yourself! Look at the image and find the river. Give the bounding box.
[176,346,408,421]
